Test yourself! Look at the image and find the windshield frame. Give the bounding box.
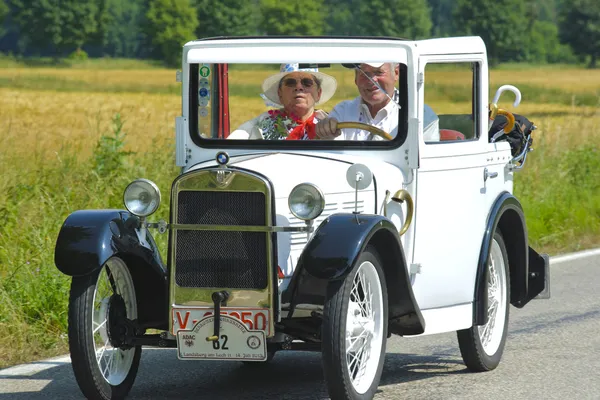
[188,62,409,150]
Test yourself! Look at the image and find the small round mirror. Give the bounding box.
[346,164,373,190]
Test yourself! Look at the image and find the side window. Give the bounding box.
[423,62,480,144]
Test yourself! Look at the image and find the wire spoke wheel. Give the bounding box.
[457,232,510,372]
[323,246,388,400]
[477,238,508,356]
[92,258,138,385]
[68,257,142,400]
[345,262,384,393]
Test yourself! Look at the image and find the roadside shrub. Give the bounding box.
[67,48,89,61]
[93,113,134,177]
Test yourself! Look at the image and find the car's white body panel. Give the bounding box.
[410,303,473,336]
[178,36,517,337]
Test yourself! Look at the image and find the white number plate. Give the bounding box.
[172,307,270,335]
[177,315,266,361]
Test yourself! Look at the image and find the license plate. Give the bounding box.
[177,315,266,361]
[172,307,270,335]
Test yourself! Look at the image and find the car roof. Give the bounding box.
[183,36,486,65]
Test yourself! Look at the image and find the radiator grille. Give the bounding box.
[175,190,268,289]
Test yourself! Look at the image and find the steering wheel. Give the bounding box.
[337,122,393,140]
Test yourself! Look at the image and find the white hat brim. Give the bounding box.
[262,71,337,107]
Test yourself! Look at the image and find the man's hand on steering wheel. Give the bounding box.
[315,117,341,139]
[315,117,393,140]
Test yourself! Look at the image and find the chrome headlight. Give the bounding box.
[123,179,161,217]
[288,183,325,221]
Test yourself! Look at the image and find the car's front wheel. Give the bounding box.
[457,231,510,371]
[68,257,142,400]
[322,246,388,400]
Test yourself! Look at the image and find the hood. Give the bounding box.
[189,152,371,199]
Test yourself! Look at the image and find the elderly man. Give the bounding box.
[315,62,439,141]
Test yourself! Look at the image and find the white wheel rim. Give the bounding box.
[92,258,137,386]
[345,261,384,394]
[478,239,508,356]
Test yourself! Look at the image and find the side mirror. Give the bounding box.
[346,163,373,214]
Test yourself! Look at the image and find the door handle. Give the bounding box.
[484,168,498,182]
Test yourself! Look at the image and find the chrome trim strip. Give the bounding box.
[150,222,311,233]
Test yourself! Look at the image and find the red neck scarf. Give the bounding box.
[286,112,317,140]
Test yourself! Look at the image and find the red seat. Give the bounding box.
[439,129,466,141]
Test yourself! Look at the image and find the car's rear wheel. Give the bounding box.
[457,231,510,371]
[322,246,388,400]
[68,257,142,400]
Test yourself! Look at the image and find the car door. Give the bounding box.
[410,56,489,316]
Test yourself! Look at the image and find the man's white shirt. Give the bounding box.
[328,91,440,142]
[329,96,398,141]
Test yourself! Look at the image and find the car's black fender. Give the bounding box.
[474,192,549,325]
[55,209,168,329]
[283,213,425,336]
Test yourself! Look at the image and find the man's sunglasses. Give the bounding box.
[282,77,317,88]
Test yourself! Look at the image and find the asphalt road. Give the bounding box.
[1,250,599,400]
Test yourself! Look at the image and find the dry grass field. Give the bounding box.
[2,66,599,153]
[0,63,598,368]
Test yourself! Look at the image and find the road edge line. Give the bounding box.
[551,247,600,265]
[0,355,71,376]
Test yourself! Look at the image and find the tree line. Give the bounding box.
[0,0,598,67]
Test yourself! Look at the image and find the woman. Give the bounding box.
[229,64,337,140]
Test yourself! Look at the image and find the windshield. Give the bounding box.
[189,62,408,148]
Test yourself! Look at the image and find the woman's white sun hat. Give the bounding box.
[261,63,337,107]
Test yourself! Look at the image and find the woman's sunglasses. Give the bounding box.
[282,77,317,88]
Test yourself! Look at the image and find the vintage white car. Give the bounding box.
[55,36,550,400]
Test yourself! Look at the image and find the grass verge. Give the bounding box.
[0,115,177,369]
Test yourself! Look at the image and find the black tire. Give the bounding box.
[322,246,388,400]
[68,257,142,400]
[457,231,510,372]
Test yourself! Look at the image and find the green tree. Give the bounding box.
[87,0,109,51]
[454,0,528,65]
[324,0,359,35]
[260,0,324,36]
[195,0,260,38]
[354,0,432,39]
[0,1,9,38]
[9,0,98,55]
[521,19,577,64]
[96,0,147,57]
[529,0,559,22]
[145,0,198,66]
[558,0,600,68]
[428,0,456,36]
